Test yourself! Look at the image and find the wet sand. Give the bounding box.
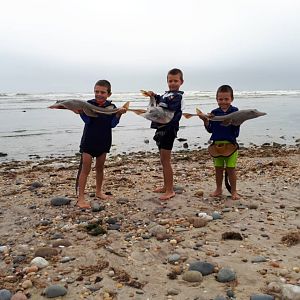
[0,146,299,299]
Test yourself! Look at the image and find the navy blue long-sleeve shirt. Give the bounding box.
[150,91,183,129]
[79,99,119,153]
[205,105,240,143]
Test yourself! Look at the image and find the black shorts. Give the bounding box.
[153,126,177,150]
[79,147,108,158]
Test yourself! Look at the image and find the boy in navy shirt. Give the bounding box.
[200,85,240,200]
[144,68,184,200]
[76,80,126,208]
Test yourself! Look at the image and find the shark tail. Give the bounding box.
[122,101,130,110]
[182,113,196,119]
[224,170,232,194]
[75,154,83,195]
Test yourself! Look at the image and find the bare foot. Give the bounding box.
[153,187,166,193]
[209,190,222,197]
[95,192,111,200]
[76,199,91,209]
[231,192,240,200]
[159,192,175,201]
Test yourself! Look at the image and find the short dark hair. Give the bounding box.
[167,68,184,81]
[216,85,234,99]
[94,80,111,94]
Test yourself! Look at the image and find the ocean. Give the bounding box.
[0,90,299,162]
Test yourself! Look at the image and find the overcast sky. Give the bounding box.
[1,0,300,92]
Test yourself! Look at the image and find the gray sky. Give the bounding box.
[1,0,300,92]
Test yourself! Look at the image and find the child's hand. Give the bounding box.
[141,90,155,97]
[72,109,83,114]
[118,107,127,114]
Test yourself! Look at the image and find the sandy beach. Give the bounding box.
[0,146,300,299]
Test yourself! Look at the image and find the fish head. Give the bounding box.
[48,100,66,109]
[249,109,267,118]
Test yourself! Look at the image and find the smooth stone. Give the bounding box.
[91,203,105,212]
[149,225,167,237]
[52,240,71,247]
[11,292,28,300]
[250,294,274,300]
[281,284,300,300]
[50,197,71,206]
[168,254,181,264]
[0,246,9,253]
[166,288,180,296]
[217,267,236,282]
[0,289,12,300]
[251,256,267,263]
[222,208,231,213]
[30,257,49,269]
[212,212,222,220]
[28,182,43,190]
[214,296,227,300]
[108,224,121,230]
[189,261,215,276]
[34,247,58,258]
[182,271,203,282]
[43,285,67,298]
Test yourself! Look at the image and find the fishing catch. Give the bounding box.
[183,108,266,126]
[49,100,128,117]
[126,90,175,124]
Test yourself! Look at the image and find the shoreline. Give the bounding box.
[0,146,300,299]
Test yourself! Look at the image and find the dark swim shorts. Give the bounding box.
[79,147,107,158]
[153,126,177,150]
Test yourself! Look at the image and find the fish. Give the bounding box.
[126,90,175,124]
[183,108,266,126]
[49,100,128,117]
[183,108,207,119]
[208,109,267,126]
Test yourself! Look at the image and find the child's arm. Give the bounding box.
[111,106,127,128]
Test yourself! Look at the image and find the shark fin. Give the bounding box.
[183,113,195,119]
[123,101,130,109]
[83,108,98,117]
[221,119,233,126]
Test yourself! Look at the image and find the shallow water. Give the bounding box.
[0,90,299,161]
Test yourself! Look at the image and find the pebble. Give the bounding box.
[50,197,71,206]
[182,270,203,282]
[217,267,236,282]
[168,254,181,264]
[251,256,267,263]
[250,294,274,300]
[34,247,58,258]
[0,289,12,300]
[91,202,105,212]
[52,239,71,247]
[166,288,180,296]
[188,261,215,276]
[149,225,167,237]
[281,284,300,300]
[214,296,227,300]
[43,285,68,298]
[21,279,33,289]
[267,282,282,293]
[30,257,49,269]
[11,292,28,300]
[0,246,9,253]
[212,211,222,220]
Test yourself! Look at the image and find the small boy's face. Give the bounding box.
[167,74,183,91]
[94,85,111,105]
[216,91,233,111]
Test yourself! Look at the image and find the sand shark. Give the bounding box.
[183,108,266,126]
[126,90,175,124]
[49,100,128,117]
[209,109,267,126]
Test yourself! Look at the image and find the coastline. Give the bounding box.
[0,146,300,299]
